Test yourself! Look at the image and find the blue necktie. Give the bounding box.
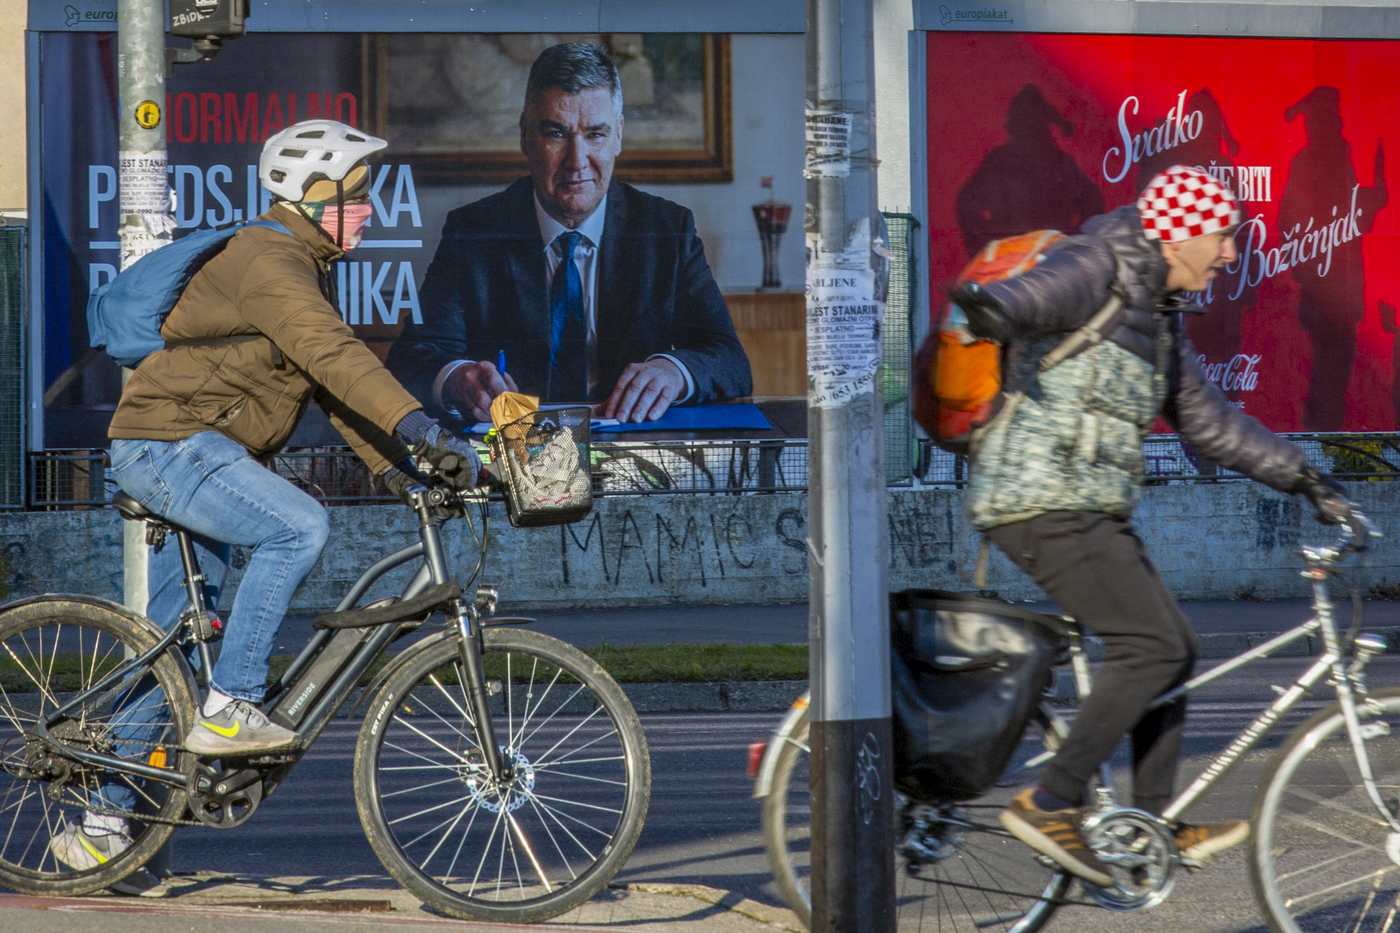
[548,231,587,402]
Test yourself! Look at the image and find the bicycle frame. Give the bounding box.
[1063,525,1400,834]
[33,485,510,798]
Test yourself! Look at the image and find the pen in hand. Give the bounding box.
[497,350,507,377]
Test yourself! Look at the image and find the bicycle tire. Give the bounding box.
[1249,685,1400,933]
[354,627,651,924]
[0,597,196,895]
[761,703,1070,932]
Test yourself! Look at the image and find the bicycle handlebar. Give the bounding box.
[1339,506,1378,553]
[1306,503,1379,569]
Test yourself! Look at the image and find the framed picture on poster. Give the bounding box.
[363,32,732,185]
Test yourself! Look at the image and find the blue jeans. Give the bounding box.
[97,433,328,818]
[110,432,331,702]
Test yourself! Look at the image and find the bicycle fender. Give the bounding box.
[0,593,200,704]
[348,628,459,720]
[752,691,810,799]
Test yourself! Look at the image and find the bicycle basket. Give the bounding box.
[889,589,1069,803]
[490,406,593,527]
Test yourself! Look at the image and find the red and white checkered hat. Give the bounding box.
[1136,165,1242,243]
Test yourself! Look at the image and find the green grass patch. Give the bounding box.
[0,657,120,693]
[0,643,809,694]
[269,642,808,684]
[582,643,808,683]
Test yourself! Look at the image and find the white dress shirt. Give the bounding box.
[431,193,694,415]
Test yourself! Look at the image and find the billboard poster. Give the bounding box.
[39,31,762,448]
[926,32,1399,432]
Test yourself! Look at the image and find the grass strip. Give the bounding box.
[1,643,808,693]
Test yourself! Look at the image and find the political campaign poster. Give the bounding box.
[926,32,1399,432]
[37,30,759,448]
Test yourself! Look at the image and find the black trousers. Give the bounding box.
[985,511,1197,815]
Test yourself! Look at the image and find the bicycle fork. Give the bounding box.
[411,489,511,784]
[454,602,511,782]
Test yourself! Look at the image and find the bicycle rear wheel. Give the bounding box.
[1250,686,1400,933]
[0,597,196,895]
[762,703,1070,932]
[354,627,651,924]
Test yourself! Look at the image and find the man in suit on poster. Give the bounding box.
[387,43,751,425]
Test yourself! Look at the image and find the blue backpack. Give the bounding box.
[86,220,292,368]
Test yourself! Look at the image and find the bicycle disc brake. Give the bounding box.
[185,760,263,829]
[1079,807,1177,911]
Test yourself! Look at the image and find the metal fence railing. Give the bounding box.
[882,212,918,485]
[27,440,815,510]
[27,433,1400,510]
[0,225,24,510]
[915,433,1400,487]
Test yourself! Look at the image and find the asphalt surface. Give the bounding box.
[6,653,1400,932]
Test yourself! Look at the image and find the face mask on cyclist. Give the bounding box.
[295,162,375,249]
[301,199,374,250]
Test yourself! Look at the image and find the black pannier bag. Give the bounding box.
[890,589,1069,803]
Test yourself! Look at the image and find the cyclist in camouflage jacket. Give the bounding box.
[950,165,1352,887]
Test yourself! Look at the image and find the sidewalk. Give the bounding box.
[0,874,803,933]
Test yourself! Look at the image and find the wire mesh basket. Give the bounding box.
[490,406,593,527]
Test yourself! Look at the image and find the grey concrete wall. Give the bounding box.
[2,482,1397,613]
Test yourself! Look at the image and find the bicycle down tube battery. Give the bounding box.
[269,626,375,731]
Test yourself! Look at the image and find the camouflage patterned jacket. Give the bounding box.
[967,206,1307,530]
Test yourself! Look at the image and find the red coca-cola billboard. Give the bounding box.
[926,32,1399,432]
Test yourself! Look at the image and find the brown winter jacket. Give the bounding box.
[108,203,421,474]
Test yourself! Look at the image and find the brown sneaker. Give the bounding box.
[999,789,1114,887]
[1174,819,1249,863]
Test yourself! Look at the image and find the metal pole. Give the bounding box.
[118,0,175,880]
[804,0,895,929]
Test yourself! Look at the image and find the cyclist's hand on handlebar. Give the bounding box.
[394,410,483,490]
[1295,465,1351,525]
[380,460,427,504]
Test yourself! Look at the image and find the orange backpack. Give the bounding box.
[914,231,1126,456]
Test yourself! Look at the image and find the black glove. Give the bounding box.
[947,282,1011,345]
[1294,465,1351,525]
[394,410,482,490]
[380,460,427,503]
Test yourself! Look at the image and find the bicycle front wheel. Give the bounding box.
[1251,685,1400,933]
[0,597,196,895]
[354,627,651,924]
[761,703,1070,932]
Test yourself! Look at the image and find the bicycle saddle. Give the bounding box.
[111,491,156,522]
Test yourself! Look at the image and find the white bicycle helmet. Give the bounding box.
[259,120,387,202]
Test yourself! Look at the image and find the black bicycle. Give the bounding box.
[0,429,650,923]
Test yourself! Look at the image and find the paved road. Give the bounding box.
[5,654,1398,932]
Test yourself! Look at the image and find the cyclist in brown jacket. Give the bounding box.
[53,120,478,870]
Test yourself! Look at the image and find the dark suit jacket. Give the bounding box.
[387,177,752,421]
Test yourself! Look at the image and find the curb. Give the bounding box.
[621,680,808,713]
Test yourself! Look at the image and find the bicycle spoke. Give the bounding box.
[388,791,478,827]
[1255,691,1400,933]
[411,798,477,866]
[381,775,463,799]
[525,793,581,880]
[507,811,553,893]
[364,630,646,920]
